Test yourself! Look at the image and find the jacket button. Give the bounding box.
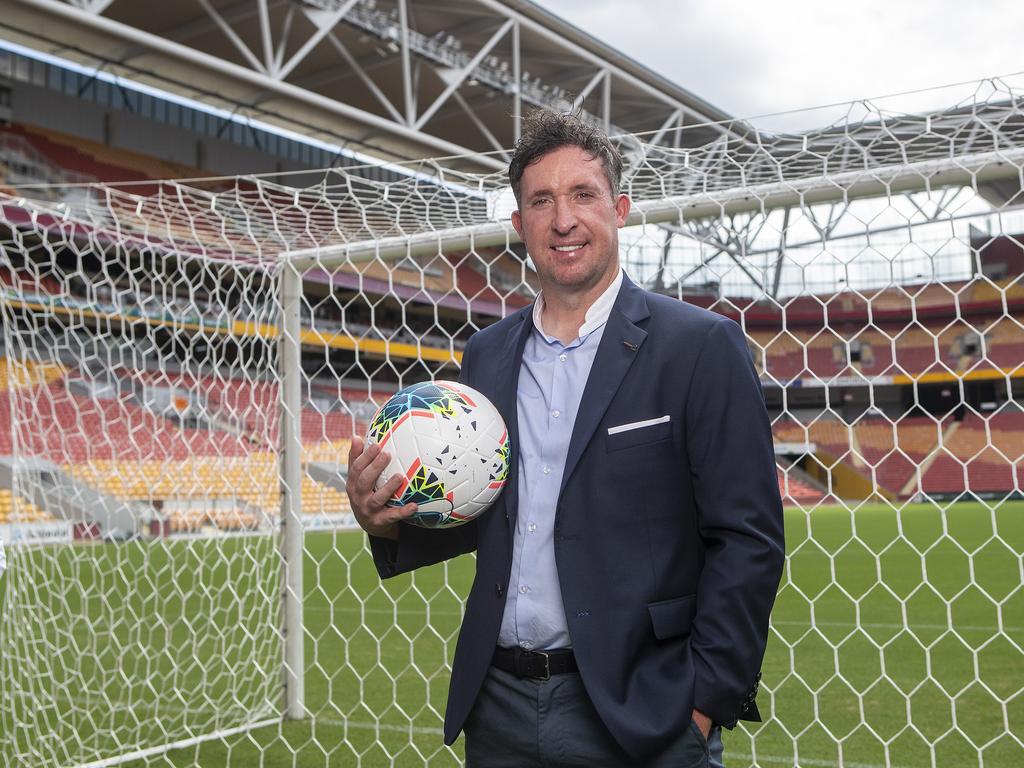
[495,583,504,598]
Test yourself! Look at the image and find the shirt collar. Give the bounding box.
[532,268,624,344]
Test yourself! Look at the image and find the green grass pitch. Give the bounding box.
[1,500,1021,767]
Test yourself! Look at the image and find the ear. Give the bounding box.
[614,194,631,228]
[511,209,524,239]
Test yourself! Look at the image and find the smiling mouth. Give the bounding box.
[552,243,587,253]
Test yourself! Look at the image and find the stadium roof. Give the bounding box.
[3,0,740,171]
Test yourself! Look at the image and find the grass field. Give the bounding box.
[1,500,1022,768]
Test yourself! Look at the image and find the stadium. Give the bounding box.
[0,1,1021,767]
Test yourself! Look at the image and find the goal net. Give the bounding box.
[1,79,1022,768]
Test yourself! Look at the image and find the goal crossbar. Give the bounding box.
[283,145,1024,269]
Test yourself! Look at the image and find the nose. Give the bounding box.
[551,198,577,234]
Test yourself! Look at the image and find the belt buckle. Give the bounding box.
[533,650,551,681]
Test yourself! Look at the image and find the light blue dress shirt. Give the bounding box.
[497,270,624,651]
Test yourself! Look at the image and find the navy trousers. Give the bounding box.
[464,665,726,768]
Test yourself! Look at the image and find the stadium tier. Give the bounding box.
[70,454,351,528]
[0,359,360,531]
[746,299,1024,383]
[3,123,199,188]
[0,488,54,524]
[0,352,844,527]
[773,411,1022,498]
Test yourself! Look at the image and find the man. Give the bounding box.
[346,110,785,767]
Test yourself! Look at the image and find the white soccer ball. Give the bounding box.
[365,380,510,529]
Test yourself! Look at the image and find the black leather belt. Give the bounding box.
[492,646,577,681]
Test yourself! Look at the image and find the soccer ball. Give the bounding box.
[365,380,510,529]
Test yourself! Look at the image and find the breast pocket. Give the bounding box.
[606,415,673,452]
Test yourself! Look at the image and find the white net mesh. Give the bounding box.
[1,79,1022,767]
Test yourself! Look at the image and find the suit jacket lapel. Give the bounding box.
[558,277,650,498]
[494,310,533,535]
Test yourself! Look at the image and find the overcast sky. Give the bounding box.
[536,0,1024,132]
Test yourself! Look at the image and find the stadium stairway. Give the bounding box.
[777,461,828,504]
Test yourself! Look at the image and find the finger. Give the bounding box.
[347,436,365,466]
[355,449,393,495]
[345,439,365,495]
[383,503,418,526]
[349,440,380,478]
[368,473,405,509]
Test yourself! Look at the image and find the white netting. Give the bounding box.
[1,79,1022,768]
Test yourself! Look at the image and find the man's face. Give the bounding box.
[511,145,631,298]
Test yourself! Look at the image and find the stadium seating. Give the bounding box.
[70,450,352,530]
[0,358,67,391]
[918,411,1023,494]
[776,411,1022,498]
[854,417,943,494]
[753,315,1024,380]
[0,489,55,524]
[0,360,366,531]
[4,123,198,186]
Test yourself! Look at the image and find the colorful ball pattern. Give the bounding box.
[366,380,510,529]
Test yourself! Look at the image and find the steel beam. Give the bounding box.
[257,0,275,75]
[398,0,415,126]
[453,90,509,160]
[770,207,791,299]
[414,18,514,131]
[512,21,521,144]
[72,0,115,13]
[277,0,360,82]
[570,68,606,113]
[469,0,711,129]
[647,108,683,147]
[197,0,267,75]
[273,3,295,73]
[14,0,505,169]
[602,68,611,133]
[323,30,404,124]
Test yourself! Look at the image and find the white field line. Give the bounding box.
[73,718,281,768]
[729,755,910,768]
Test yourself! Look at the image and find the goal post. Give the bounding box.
[279,261,306,722]
[0,81,1023,768]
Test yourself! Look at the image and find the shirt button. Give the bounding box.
[519,585,530,594]
[520,640,532,649]
[528,523,537,533]
[542,466,551,475]
[551,410,560,418]
[559,354,567,362]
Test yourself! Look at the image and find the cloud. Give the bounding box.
[538,0,1024,131]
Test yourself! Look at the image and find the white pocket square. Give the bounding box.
[607,415,671,435]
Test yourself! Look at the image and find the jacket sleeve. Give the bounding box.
[684,318,785,727]
[368,334,480,578]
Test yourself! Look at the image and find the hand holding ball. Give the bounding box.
[363,381,509,529]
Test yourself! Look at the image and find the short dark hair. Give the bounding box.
[508,109,623,204]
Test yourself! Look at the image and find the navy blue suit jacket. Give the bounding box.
[371,275,785,759]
